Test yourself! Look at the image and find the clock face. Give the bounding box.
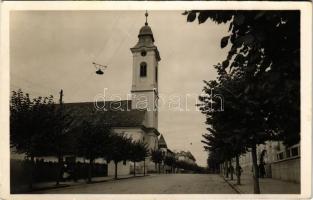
[141,51,147,57]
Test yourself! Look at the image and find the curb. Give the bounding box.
[221,175,241,194]
[30,184,70,192]
[29,174,151,193]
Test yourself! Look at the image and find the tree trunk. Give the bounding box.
[224,162,227,177]
[235,154,241,185]
[220,163,224,175]
[133,162,136,176]
[114,161,118,179]
[230,160,234,180]
[56,155,63,185]
[29,155,34,190]
[225,161,229,178]
[143,159,146,176]
[88,159,93,183]
[158,163,160,174]
[251,144,261,194]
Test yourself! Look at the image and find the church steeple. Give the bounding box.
[145,10,148,26]
[130,11,161,129]
[132,11,160,53]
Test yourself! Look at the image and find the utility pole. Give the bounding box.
[59,89,63,105]
[56,89,64,186]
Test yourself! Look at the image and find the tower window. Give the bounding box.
[140,62,147,77]
[155,66,158,82]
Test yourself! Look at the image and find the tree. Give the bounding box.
[186,10,300,193]
[10,89,56,189]
[76,121,111,183]
[164,155,175,173]
[106,134,132,179]
[200,78,248,184]
[151,149,163,174]
[129,141,149,176]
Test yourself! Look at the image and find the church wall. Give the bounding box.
[132,91,158,128]
[146,156,157,173]
[144,132,158,151]
[107,161,131,176]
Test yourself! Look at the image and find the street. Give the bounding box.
[36,174,236,194]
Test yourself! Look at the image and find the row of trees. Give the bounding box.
[10,89,149,188]
[151,149,204,174]
[184,11,300,193]
[77,122,149,181]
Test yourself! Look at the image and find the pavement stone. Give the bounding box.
[34,173,236,194]
[223,173,300,194]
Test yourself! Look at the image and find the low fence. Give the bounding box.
[11,159,107,193]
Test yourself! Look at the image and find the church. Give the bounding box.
[63,12,162,175]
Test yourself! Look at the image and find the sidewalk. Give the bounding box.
[222,173,300,194]
[14,174,148,194]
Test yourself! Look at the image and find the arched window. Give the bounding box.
[140,62,147,77]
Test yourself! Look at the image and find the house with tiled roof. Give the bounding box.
[176,150,196,165]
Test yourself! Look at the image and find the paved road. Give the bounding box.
[37,174,236,194]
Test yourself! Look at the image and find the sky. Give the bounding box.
[10,11,230,166]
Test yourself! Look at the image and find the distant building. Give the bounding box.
[159,134,171,156]
[175,150,196,165]
[158,134,175,173]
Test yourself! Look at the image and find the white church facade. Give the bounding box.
[64,12,162,176]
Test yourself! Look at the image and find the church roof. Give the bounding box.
[62,100,147,128]
[138,24,154,42]
[131,22,161,61]
[158,134,167,148]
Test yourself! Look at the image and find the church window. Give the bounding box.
[155,66,158,82]
[140,62,147,77]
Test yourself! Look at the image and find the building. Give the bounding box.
[158,134,169,156]
[236,141,300,183]
[175,150,196,165]
[66,12,162,176]
[11,12,163,177]
[158,134,175,173]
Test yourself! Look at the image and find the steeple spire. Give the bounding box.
[145,10,148,25]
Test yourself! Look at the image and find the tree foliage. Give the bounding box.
[185,10,300,193]
[151,149,164,173]
[129,140,149,176]
[151,149,163,165]
[10,90,56,158]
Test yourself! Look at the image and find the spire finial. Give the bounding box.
[145,10,148,25]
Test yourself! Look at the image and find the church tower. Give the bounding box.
[130,11,161,129]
